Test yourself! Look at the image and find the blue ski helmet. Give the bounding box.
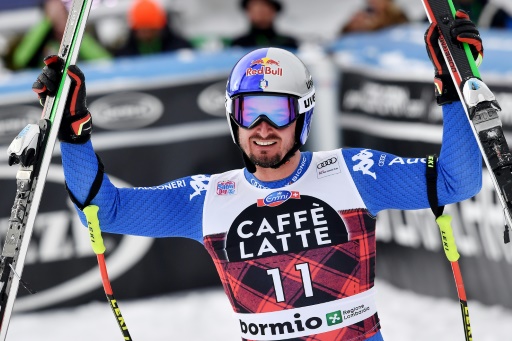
[225,47,315,171]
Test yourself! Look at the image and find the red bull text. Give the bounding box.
[247,58,283,76]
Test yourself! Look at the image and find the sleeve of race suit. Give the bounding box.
[60,141,208,243]
[343,101,482,216]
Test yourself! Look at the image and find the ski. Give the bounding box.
[0,0,93,339]
[422,0,512,244]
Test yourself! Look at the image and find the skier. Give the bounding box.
[31,9,483,341]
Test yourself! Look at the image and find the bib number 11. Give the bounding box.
[266,263,313,302]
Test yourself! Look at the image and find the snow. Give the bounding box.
[6,279,511,341]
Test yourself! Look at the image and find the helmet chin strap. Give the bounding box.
[242,152,257,173]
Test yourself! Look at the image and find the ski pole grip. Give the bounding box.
[83,205,106,255]
[436,214,460,262]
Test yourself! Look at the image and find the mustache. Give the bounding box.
[250,133,281,140]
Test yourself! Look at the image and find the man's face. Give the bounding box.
[45,0,68,38]
[238,120,296,168]
[246,0,277,30]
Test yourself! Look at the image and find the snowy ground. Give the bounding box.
[6,279,511,341]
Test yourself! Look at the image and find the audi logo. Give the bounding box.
[317,157,337,169]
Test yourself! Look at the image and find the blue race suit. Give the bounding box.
[60,101,481,340]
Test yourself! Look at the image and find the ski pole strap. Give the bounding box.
[426,154,460,261]
[426,154,444,218]
[83,205,106,255]
[65,153,105,211]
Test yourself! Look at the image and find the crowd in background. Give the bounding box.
[0,0,510,73]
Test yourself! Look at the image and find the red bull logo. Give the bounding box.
[251,58,280,66]
[247,57,283,77]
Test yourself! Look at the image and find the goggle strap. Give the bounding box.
[298,90,315,113]
[225,91,233,113]
[227,91,315,113]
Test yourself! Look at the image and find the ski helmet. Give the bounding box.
[225,47,315,172]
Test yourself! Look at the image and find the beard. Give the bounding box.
[247,147,297,169]
[248,152,283,168]
[239,128,296,169]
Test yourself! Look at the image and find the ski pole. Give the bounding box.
[83,205,133,341]
[426,154,473,340]
[435,215,472,341]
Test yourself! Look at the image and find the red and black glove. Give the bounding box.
[450,9,483,64]
[32,55,92,144]
[32,55,63,106]
[424,9,484,105]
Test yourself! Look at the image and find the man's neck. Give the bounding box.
[253,152,301,182]
[250,25,276,35]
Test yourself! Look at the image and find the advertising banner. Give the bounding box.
[1,30,511,313]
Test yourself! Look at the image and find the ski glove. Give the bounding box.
[32,55,92,144]
[424,9,484,106]
[32,55,63,106]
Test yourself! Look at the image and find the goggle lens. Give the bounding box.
[232,95,298,129]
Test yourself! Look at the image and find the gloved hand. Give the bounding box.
[424,9,484,105]
[32,55,92,144]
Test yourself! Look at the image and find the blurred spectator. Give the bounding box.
[454,0,512,28]
[115,0,192,57]
[4,0,111,71]
[230,0,298,49]
[340,0,408,35]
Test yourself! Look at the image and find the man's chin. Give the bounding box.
[249,155,282,168]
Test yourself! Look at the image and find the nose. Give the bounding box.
[254,120,275,136]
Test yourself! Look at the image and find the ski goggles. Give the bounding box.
[226,91,315,129]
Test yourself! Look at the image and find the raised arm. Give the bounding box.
[343,101,481,216]
[343,10,484,216]
[33,56,208,243]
